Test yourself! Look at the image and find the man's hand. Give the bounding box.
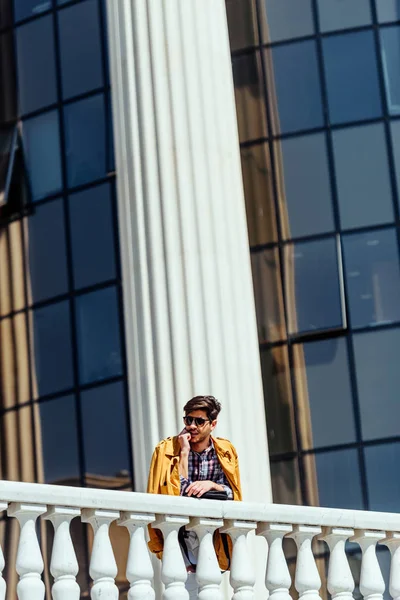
[186,480,223,497]
[178,428,191,453]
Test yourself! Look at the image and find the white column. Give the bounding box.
[153,515,190,600]
[105,0,271,503]
[187,517,224,600]
[352,530,385,600]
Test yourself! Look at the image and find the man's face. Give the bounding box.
[184,409,216,445]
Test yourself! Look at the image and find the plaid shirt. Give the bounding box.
[180,440,233,499]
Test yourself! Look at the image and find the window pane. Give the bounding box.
[13,0,51,21]
[64,94,107,188]
[59,0,103,99]
[261,0,314,43]
[251,248,286,342]
[381,26,400,115]
[241,144,277,245]
[317,0,372,32]
[69,184,116,289]
[32,301,74,397]
[226,0,258,51]
[76,286,123,385]
[16,16,57,114]
[293,338,356,449]
[0,314,30,407]
[81,381,130,479]
[26,199,68,303]
[271,459,302,505]
[38,395,80,484]
[323,31,382,124]
[377,0,400,23]
[0,33,17,125]
[260,347,296,455]
[343,229,400,329]
[390,120,400,209]
[0,2,12,27]
[285,238,343,334]
[267,41,323,135]
[22,111,63,201]
[306,449,363,509]
[277,133,334,239]
[354,328,400,440]
[232,53,268,143]
[333,124,394,230]
[365,443,400,512]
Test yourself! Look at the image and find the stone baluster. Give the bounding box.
[0,502,7,600]
[82,509,120,600]
[186,517,224,600]
[8,502,47,600]
[220,519,257,600]
[257,523,292,600]
[382,532,400,600]
[319,527,355,600]
[289,525,322,600]
[44,506,81,600]
[352,530,385,600]
[153,514,190,600]
[118,512,156,600]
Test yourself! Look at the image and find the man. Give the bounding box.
[147,395,242,587]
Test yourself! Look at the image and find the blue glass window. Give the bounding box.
[13,0,51,22]
[277,133,334,238]
[58,0,103,99]
[16,16,57,115]
[285,237,344,335]
[81,381,130,479]
[317,0,372,32]
[69,183,116,289]
[64,94,107,188]
[251,249,286,342]
[323,31,382,124]
[22,111,63,201]
[39,396,80,484]
[268,40,323,134]
[26,199,68,303]
[262,0,314,42]
[390,120,400,208]
[354,328,400,441]
[310,449,363,509]
[76,286,122,384]
[365,443,400,511]
[32,301,74,397]
[343,228,400,329]
[293,338,356,449]
[377,0,400,23]
[333,124,394,230]
[380,26,400,115]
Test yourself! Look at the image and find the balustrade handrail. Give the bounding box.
[0,479,398,600]
[0,479,398,532]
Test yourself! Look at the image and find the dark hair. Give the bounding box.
[184,395,222,421]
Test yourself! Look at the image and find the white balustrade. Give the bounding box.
[2,482,400,599]
[82,508,120,600]
[320,527,354,600]
[383,532,400,600]
[8,502,47,600]
[153,514,190,600]
[258,522,292,600]
[289,525,322,600]
[0,503,7,600]
[352,530,385,600]
[119,512,155,600]
[44,506,81,600]
[220,519,257,600]
[186,516,224,600]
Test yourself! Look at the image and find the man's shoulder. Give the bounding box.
[153,436,179,455]
[212,436,237,455]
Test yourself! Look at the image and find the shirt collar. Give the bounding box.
[192,438,215,456]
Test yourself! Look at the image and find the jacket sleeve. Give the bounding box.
[146,444,165,558]
[232,444,242,501]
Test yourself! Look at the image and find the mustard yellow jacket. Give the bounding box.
[146,435,242,570]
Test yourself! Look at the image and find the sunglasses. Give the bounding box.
[183,416,211,427]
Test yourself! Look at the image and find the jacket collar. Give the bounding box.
[164,435,232,459]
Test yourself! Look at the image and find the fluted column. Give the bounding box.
[105,0,271,503]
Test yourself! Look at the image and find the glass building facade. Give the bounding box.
[1,0,400,595]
